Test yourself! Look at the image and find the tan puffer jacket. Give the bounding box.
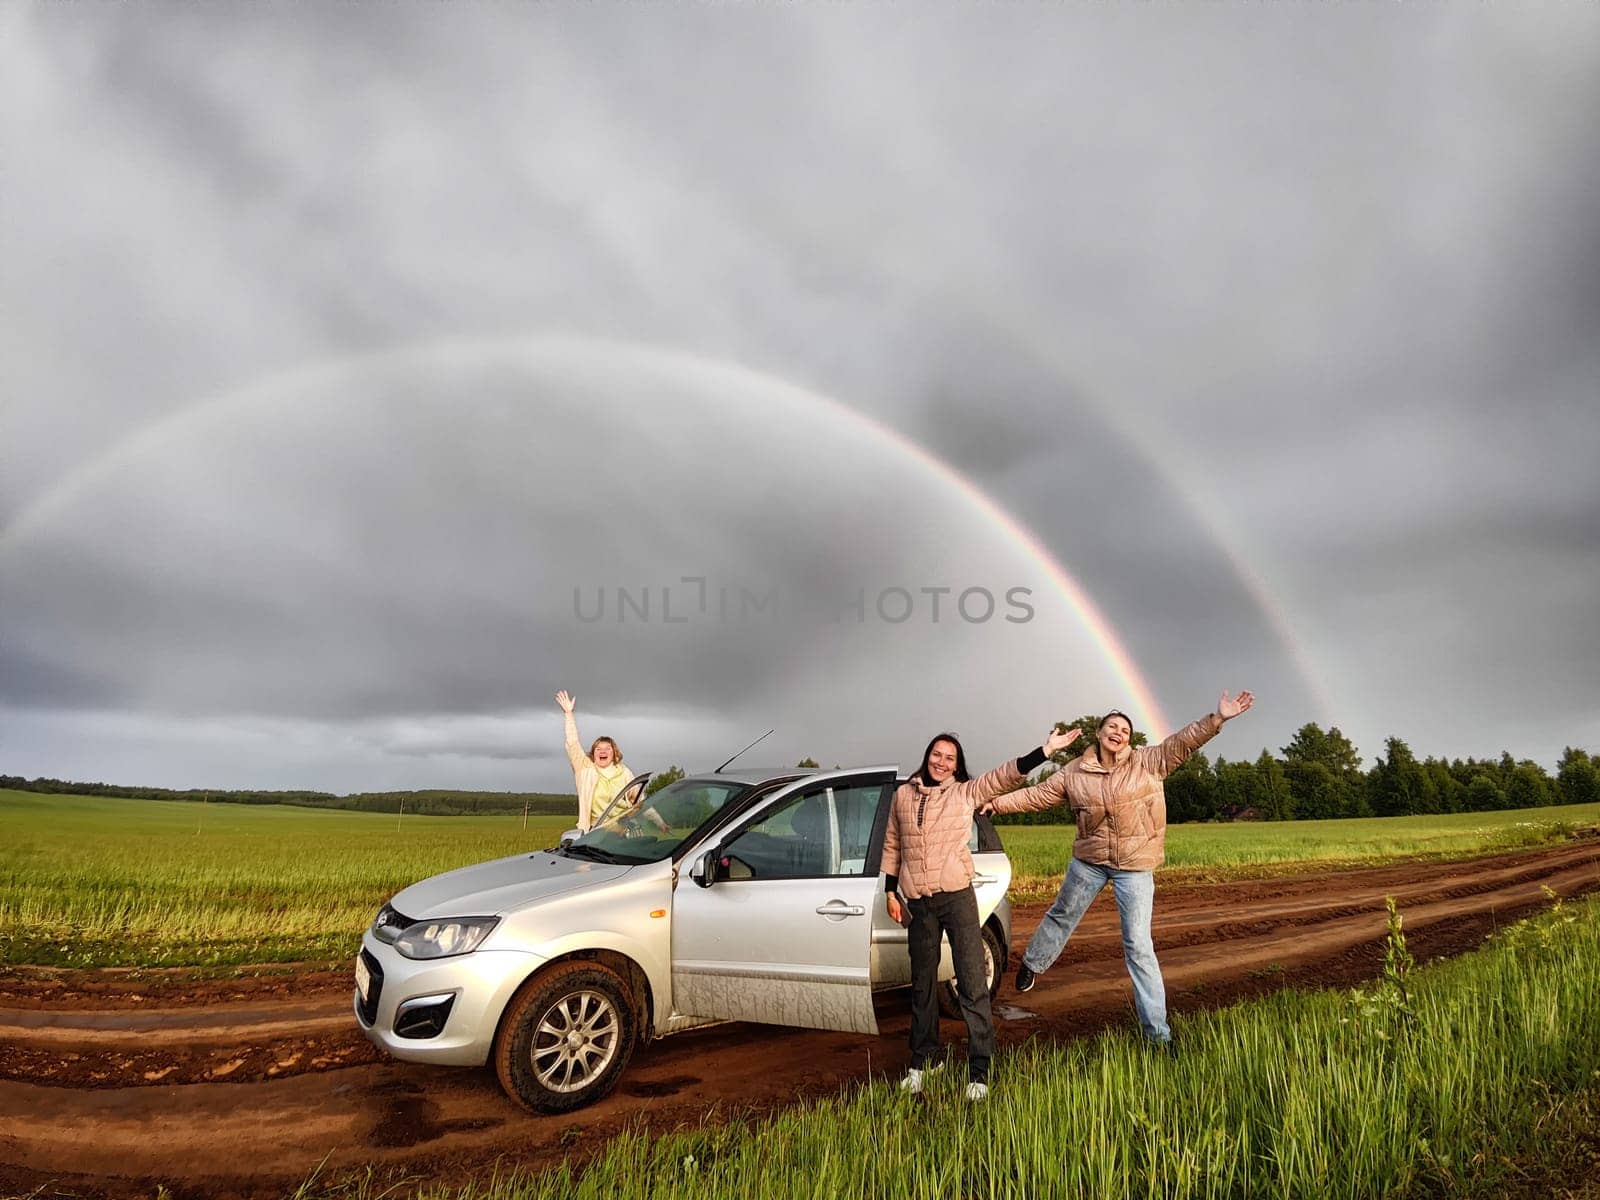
[882,761,1023,899]
[988,714,1222,871]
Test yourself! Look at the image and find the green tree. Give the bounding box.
[1164,752,1218,823]
[1505,762,1555,808]
[1464,773,1505,812]
[1281,724,1362,774]
[1369,737,1439,816]
[1557,748,1600,807]
[1214,757,1256,818]
[1424,758,1464,813]
[796,757,819,769]
[1344,772,1374,818]
[1282,723,1364,817]
[1284,760,1341,821]
[1253,750,1295,820]
[646,765,685,796]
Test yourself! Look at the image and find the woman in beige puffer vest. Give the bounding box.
[986,691,1255,1049]
[884,724,1082,1100]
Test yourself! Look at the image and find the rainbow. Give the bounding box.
[847,268,1337,726]
[1,336,1176,733]
[809,397,1174,739]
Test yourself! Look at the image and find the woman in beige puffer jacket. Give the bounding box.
[986,691,1254,1049]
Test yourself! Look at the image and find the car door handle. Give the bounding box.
[973,874,1000,885]
[815,901,866,918]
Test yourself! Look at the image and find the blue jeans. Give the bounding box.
[1021,858,1169,1042]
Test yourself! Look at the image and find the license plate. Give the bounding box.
[354,955,371,1003]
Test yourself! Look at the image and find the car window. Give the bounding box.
[834,783,882,873]
[576,778,749,863]
[719,782,883,880]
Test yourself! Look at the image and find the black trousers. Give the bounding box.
[906,885,994,1083]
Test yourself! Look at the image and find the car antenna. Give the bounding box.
[716,729,774,773]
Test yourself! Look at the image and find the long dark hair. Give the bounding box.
[914,731,970,785]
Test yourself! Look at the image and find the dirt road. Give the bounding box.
[3,839,1596,1197]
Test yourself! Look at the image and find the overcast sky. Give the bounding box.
[3,2,1597,794]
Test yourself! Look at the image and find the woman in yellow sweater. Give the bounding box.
[555,690,636,832]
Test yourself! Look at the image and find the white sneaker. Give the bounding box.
[966,1082,989,1102]
[899,1062,943,1094]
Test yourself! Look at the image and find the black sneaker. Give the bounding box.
[1015,964,1036,993]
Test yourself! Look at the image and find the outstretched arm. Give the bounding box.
[967,728,1081,806]
[986,765,1071,815]
[979,726,1082,814]
[1146,690,1255,777]
[556,690,590,774]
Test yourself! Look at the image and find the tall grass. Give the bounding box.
[0,789,571,967]
[316,893,1600,1200]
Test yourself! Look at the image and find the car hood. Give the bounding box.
[390,851,632,919]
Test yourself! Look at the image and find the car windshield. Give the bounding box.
[569,777,752,864]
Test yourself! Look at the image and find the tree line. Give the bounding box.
[992,719,1600,825]
[9,724,1599,823]
[0,776,574,817]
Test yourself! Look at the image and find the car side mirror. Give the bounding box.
[558,828,581,848]
[690,850,718,888]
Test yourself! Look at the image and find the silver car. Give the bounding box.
[354,766,1013,1112]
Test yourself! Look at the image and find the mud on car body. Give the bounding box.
[356,766,1012,1112]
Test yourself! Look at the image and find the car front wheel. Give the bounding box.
[494,960,637,1113]
[937,923,1005,1020]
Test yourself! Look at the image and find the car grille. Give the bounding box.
[357,947,384,1026]
[372,903,414,944]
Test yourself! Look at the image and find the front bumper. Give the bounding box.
[353,932,548,1066]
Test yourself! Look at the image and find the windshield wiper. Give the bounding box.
[561,842,625,864]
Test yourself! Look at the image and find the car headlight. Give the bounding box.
[393,916,500,960]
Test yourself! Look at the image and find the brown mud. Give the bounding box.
[2,840,1596,1198]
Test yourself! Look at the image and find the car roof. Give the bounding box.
[679,765,897,785]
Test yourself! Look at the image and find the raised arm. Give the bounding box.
[556,690,591,775]
[1142,690,1254,778]
[964,726,1075,805]
[963,758,1025,806]
[978,726,1082,814]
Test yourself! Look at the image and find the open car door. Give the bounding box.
[669,768,895,1035]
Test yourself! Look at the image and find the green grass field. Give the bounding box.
[3,788,1597,968]
[304,894,1600,1200]
[1002,802,1600,897]
[0,789,572,968]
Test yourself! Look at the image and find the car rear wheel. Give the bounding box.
[937,923,1005,1020]
[495,960,637,1113]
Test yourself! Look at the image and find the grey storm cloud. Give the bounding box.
[2,1,1597,789]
